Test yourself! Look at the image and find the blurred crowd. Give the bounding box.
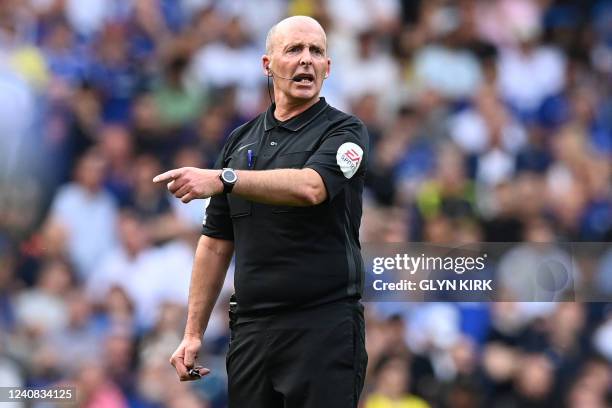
[0,0,611,407]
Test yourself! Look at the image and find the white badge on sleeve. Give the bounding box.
[336,142,363,179]
[202,197,211,225]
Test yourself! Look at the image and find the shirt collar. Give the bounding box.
[264,97,328,132]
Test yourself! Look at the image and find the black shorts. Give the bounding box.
[226,301,368,408]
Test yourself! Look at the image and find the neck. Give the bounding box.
[273,95,320,122]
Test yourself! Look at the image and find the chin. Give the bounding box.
[291,90,319,101]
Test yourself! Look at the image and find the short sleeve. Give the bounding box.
[304,119,369,200]
[201,145,234,240]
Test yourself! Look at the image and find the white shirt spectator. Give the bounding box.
[327,0,400,33]
[497,46,566,113]
[335,42,401,116]
[215,0,288,47]
[155,239,195,306]
[171,195,209,230]
[191,41,263,114]
[50,183,118,277]
[407,303,461,353]
[13,290,67,333]
[414,45,483,100]
[0,356,24,408]
[339,52,399,100]
[64,0,132,37]
[475,0,542,49]
[87,246,166,328]
[87,240,200,328]
[449,109,527,154]
[0,66,35,177]
[476,148,516,187]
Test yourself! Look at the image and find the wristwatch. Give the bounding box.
[219,168,238,194]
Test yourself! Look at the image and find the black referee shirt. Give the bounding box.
[202,97,369,316]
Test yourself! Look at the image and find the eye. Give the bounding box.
[287,45,301,54]
[311,47,324,56]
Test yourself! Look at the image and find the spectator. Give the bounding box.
[449,86,527,174]
[337,29,402,113]
[99,124,135,206]
[496,13,566,120]
[127,153,188,243]
[86,210,166,329]
[509,353,555,408]
[41,18,87,87]
[72,359,129,408]
[364,355,430,408]
[191,16,262,115]
[89,23,142,122]
[13,259,72,336]
[46,148,118,278]
[48,289,103,373]
[153,50,205,130]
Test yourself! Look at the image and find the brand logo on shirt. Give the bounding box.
[236,142,257,152]
[336,142,363,179]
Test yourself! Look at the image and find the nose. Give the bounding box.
[299,49,313,66]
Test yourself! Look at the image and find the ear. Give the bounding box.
[262,55,272,76]
[324,57,331,79]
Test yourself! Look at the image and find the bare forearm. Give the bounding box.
[155,167,327,206]
[233,168,326,206]
[184,235,234,338]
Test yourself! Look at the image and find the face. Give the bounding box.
[263,19,330,105]
[75,152,106,191]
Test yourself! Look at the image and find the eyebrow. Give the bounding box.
[283,42,325,52]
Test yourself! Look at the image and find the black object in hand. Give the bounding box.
[188,367,203,378]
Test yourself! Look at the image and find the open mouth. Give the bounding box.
[292,73,315,84]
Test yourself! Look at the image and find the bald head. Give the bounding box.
[262,15,331,109]
[265,16,327,55]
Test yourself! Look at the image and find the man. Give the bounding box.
[154,16,369,408]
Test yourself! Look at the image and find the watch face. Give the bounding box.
[222,169,237,183]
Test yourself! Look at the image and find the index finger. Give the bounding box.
[153,169,179,184]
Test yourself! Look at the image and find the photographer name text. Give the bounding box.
[372,279,493,291]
